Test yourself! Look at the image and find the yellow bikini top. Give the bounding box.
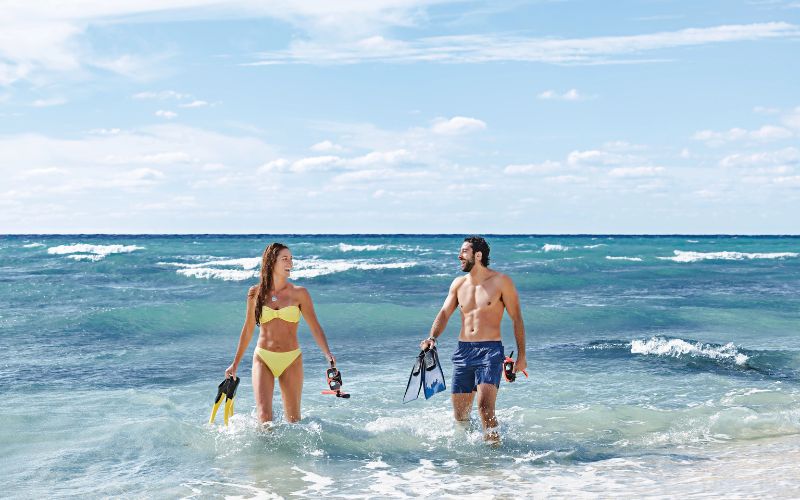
[260,305,301,324]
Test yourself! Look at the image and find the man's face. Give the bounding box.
[459,242,475,272]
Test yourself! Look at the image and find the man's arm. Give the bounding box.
[420,278,461,350]
[502,275,527,372]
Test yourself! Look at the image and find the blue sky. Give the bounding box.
[1,0,799,234]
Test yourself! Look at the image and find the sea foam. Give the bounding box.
[542,244,569,252]
[631,337,749,366]
[337,243,385,252]
[47,243,144,261]
[658,250,798,263]
[163,256,416,281]
[606,256,643,262]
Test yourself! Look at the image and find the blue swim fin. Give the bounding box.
[403,351,425,403]
[422,347,446,399]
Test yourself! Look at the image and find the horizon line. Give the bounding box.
[3,233,800,237]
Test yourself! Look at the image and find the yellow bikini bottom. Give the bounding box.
[254,347,302,377]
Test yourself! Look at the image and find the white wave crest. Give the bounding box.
[657,250,798,263]
[583,244,607,249]
[177,267,258,281]
[164,256,416,281]
[291,259,416,279]
[606,256,643,262]
[542,244,569,252]
[337,243,385,252]
[630,337,749,366]
[47,243,144,260]
[23,243,45,248]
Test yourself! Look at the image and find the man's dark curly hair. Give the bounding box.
[464,236,490,267]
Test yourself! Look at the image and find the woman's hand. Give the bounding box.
[326,352,336,365]
[225,363,237,379]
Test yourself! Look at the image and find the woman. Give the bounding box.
[225,242,335,423]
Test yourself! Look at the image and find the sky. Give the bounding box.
[1,0,799,234]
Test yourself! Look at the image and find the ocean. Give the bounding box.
[1,235,799,498]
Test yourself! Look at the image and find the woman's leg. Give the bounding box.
[278,354,304,423]
[252,353,276,423]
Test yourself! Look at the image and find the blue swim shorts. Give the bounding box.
[451,341,504,393]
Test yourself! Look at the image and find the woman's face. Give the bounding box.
[273,248,293,278]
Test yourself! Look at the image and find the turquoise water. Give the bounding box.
[1,235,799,497]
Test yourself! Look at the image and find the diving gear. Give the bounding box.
[321,360,350,398]
[209,376,240,426]
[403,346,446,403]
[503,351,528,382]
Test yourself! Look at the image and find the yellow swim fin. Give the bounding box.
[210,376,240,426]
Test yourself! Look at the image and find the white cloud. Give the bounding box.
[608,166,665,177]
[311,140,344,152]
[0,1,451,86]
[750,125,794,140]
[155,110,177,119]
[291,155,344,172]
[32,98,67,107]
[719,147,800,168]
[134,90,191,100]
[332,168,433,184]
[754,105,781,114]
[250,22,799,65]
[537,88,589,101]
[431,116,487,135]
[567,149,628,166]
[258,158,290,173]
[262,149,415,174]
[89,128,122,135]
[545,175,588,184]
[783,106,800,129]
[0,124,278,197]
[180,100,209,108]
[504,161,561,175]
[693,125,793,145]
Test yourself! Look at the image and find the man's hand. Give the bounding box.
[515,354,527,374]
[419,337,436,351]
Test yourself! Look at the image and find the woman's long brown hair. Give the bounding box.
[254,242,288,326]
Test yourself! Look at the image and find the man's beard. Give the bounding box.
[461,258,475,272]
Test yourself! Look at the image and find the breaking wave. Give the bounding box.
[630,337,749,366]
[47,243,144,261]
[162,256,417,281]
[657,250,798,263]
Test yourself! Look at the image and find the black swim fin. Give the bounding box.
[403,351,425,403]
[422,347,446,399]
[209,376,240,426]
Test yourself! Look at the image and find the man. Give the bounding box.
[420,236,527,442]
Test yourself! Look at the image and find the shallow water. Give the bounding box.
[1,235,799,497]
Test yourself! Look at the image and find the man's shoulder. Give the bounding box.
[450,275,468,289]
[490,271,515,287]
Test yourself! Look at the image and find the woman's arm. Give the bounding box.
[225,286,258,378]
[297,287,334,363]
